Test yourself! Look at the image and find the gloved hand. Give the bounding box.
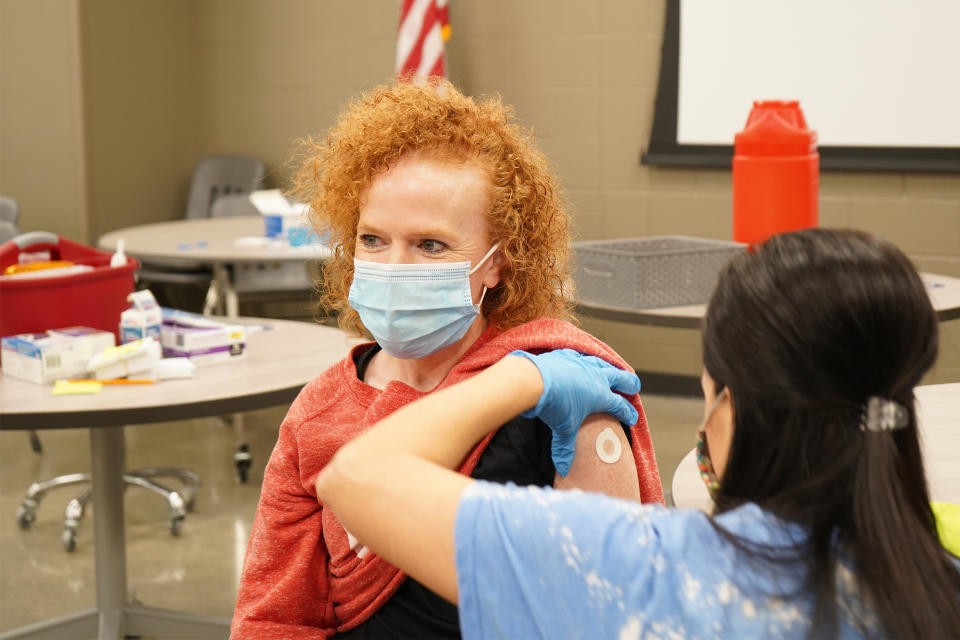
[508,349,641,476]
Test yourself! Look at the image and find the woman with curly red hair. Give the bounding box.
[231,79,663,639]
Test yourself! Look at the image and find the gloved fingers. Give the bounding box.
[575,353,610,369]
[605,394,640,427]
[550,437,577,477]
[602,367,641,395]
[573,354,640,392]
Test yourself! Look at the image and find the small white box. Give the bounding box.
[1,327,115,384]
[120,290,163,343]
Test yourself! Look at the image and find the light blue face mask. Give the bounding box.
[348,243,500,359]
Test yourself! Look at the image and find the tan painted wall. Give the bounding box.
[193,1,396,175]
[0,0,89,243]
[448,0,960,384]
[78,0,204,242]
[3,0,957,381]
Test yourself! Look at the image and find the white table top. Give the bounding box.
[579,272,960,327]
[671,382,960,512]
[0,317,354,429]
[98,216,331,266]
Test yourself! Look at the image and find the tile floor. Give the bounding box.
[0,393,703,638]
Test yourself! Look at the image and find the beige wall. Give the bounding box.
[2,0,958,381]
[79,0,204,241]
[448,0,960,384]
[0,0,89,242]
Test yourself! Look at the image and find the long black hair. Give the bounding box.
[702,228,960,637]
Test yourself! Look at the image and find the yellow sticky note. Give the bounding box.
[52,380,104,395]
[932,502,960,557]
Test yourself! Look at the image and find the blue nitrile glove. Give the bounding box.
[509,349,641,476]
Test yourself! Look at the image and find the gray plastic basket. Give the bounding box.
[574,236,746,309]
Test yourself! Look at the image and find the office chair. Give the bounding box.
[0,195,20,245]
[6,223,201,551]
[0,197,41,454]
[137,154,265,314]
[16,468,200,551]
[207,193,317,483]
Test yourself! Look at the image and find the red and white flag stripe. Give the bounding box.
[396,0,450,78]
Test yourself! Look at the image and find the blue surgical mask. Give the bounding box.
[348,243,500,359]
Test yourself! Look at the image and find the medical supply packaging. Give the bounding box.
[249,189,306,239]
[87,336,162,380]
[2,326,115,384]
[574,236,746,309]
[0,232,139,355]
[120,290,163,343]
[160,308,246,365]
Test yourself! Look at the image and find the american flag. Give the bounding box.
[395,0,451,78]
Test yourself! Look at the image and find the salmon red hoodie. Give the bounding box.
[231,318,663,639]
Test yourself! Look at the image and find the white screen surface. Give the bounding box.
[678,0,960,148]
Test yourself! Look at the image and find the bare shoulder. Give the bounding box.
[553,413,642,501]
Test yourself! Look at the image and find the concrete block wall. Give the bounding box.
[0,0,89,242]
[4,0,956,383]
[447,0,960,385]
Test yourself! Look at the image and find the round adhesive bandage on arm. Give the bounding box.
[595,427,623,464]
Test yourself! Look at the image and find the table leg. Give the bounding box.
[0,427,230,640]
[91,426,127,640]
[213,263,239,318]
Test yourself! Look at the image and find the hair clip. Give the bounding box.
[860,396,909,432]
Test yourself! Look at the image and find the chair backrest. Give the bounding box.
[0,195,20,225]
[209,193,260,218]
[0,220,20,244]
[185,155,264,220]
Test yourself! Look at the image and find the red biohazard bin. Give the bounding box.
[0,232,139,349]
[733,100,819,245]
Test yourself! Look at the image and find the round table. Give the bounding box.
[578,272,960,327]
[671,382,960,512]
[0,318,353,640]
[99,217,330,317]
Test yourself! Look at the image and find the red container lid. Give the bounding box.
[734,100,817,156]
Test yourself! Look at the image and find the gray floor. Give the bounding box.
[0,393,702,637]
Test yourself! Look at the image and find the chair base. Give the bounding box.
[15,468,200,552]
[0,604,230,640]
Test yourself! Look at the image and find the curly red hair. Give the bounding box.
[292,78,574,336]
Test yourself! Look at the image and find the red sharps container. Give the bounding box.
[732,100,819,245]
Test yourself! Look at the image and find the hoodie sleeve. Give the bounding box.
[231,408,337,639]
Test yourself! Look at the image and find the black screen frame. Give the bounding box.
[641,0,960,173]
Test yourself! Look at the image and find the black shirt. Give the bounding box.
[334,344,556,639]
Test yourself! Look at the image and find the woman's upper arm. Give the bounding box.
[553,413,642,500]
[233,422,335,634]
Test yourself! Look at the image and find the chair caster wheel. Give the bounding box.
[170,515,184,537]
[15,506,35,530]
[29,431,43,454]
[234,444,252,484]
[62,528,77,552]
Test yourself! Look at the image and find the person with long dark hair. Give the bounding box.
[315,228,960,638]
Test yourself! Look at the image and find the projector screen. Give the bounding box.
[644,0,960,171]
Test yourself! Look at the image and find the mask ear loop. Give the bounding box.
[469,242,501,275]
[470,242,501,308]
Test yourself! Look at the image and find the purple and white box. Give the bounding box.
[160,309,246,366]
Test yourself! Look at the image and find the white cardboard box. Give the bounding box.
[1,327,115,384]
